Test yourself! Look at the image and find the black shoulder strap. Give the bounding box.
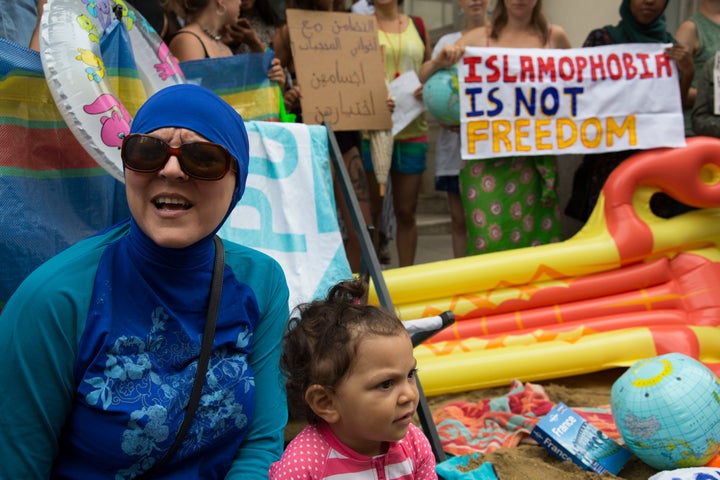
[134,236,225,479]
[172,30,211,59]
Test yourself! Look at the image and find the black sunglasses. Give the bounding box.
[121,134,237,181]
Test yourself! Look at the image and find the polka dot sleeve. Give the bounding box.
[406,424,438,479]
[269,425,329,480]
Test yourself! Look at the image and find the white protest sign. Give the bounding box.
[459,43,686,159]
[390,70,425,136]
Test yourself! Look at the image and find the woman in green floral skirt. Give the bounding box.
[456,0,570,255]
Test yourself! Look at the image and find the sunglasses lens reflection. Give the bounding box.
[121,135,233,180]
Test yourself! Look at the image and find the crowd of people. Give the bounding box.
[426,0,571,256]
[565,0,696,223]
[14,0,717,265]
[0,0,719,478]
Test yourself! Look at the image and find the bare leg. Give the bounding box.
[391,171,422,267]
[447,191,467,258]
[29,0,48,51]
[334,146,374,272]
[365,169,382,231]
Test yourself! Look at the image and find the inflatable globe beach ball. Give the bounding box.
[610,353,720,470]
[422,66,459,126]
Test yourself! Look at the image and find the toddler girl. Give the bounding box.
[269,279,437,479]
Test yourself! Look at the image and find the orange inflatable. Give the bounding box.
[370,137,720,396]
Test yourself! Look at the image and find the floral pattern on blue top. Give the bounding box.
[74,299,256,479]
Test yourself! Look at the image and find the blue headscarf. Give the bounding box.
[129,84,250,219]
[55,89,259,479]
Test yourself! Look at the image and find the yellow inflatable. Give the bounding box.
[370,137,720,396]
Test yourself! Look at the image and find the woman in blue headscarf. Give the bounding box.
[565,0,694,223]
[0,84,290,479]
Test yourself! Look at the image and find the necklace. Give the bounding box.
[376,16,402,79]
[200,25,222,42]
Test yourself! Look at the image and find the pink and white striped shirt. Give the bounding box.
[269,421,437,479]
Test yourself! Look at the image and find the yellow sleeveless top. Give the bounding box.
[377,17,428,140]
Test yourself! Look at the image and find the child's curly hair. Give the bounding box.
[281,278,408,423]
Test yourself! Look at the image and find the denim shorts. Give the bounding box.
[361,138,428,175]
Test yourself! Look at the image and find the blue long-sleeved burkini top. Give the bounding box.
[0,219,289,479]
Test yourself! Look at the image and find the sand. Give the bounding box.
[285,368,661,479]
[425,368,660,479]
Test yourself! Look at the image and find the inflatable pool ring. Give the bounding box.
[40,0,184,182]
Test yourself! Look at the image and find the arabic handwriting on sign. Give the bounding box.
[309,61,366,90]
[300,19,323,39]
[298,19,342,52]
[338,90,376,117]
[350,35,378,57]
[314,105,340,125]
[297,35,342,51]
[330,16,376,35]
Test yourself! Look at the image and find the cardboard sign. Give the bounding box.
[285,9,392,131]
[531,403,631,475]
[459,43,686,159]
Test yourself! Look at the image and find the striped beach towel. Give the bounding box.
[181,52,289,123]
[432,380,622,457]
[0,39,129,310]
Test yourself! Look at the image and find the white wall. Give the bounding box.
[407,0,700,46]
[544,0,702,47]
[543,1,619,48]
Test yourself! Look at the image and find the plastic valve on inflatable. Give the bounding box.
[39,0,184,182]
[369,137,720,397]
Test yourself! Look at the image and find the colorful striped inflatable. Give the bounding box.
[0,39,129,310]
[371,138,720,395]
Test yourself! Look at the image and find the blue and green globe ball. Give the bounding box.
[611,353,720,470]
[422,66,459,126]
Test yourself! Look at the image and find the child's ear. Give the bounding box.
[305,384,340,424]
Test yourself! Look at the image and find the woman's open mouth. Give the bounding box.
[153,195,191,211]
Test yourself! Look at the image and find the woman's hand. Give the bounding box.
[268,58,286,87]
[436,44,465,69]
[283,85,301,112]
[387,96,395,114]
[665,43,695,108]
[418,44,464,83]
[665,43,694,76]
[225,18,264,52]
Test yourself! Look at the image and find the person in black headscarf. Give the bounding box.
[565,0,694,223]
[0,84,290,479]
